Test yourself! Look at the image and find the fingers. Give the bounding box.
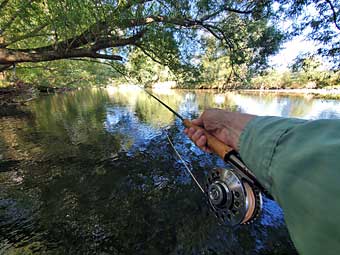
[184,127,204,143]
[184,127,211,152]
[196,135,206,147]
[192,128,204,141]
[184,127,197,140]
[191,117,203,126]
[184,113,213,153]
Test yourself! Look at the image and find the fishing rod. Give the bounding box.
[142,87,267,226]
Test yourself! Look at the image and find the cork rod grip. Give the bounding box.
[183,119,233,159]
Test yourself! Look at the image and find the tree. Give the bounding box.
[0,0,283,81]
[290,54,332,88]
[279,0,340,68]
[290,55,322,73]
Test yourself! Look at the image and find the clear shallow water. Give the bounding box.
[1,86,339,254]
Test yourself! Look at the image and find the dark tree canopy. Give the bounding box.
[0,0,283,75]
[0,0,338,85]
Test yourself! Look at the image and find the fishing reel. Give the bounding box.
[205,167,262,226]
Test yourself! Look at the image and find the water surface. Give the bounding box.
[1,86,339,254]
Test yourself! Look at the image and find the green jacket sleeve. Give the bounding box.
[239,116,340,255]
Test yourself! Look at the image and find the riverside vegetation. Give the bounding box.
[0,0,339,94]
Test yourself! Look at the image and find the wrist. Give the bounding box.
[221,111,256,151]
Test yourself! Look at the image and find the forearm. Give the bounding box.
[187,110,340,254]
[239,116,306,190]
[239,116,340,254]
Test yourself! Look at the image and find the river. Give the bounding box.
[1,86,340,254]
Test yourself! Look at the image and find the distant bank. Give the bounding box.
[150,81,340,99]
[238,88,340,99]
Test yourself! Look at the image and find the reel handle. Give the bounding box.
[183,119,233,159]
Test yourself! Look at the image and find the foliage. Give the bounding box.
[0,0,285,87]
[124,48,177,85]
[0,1,338,88]
[278,0,340,68]
[250,69,340,89]
[5,60,114,88]
[190,36,246,89]
[290,55,322,73]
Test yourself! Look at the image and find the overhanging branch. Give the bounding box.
[91,29,146,51]
[91,53,123,61]
[135,44,164,65]
[0,48,123,64]
[325,0,340,31]
[0,64,12,72]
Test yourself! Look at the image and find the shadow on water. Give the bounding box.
[3,86,340,254]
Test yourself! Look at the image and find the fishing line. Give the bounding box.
[166,133,205,194]
[134,85,265,226]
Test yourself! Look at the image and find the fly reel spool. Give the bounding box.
[205,168,262,226]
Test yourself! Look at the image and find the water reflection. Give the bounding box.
[226,92,340,119]
[107,86,340,121]
[2,86,340,254]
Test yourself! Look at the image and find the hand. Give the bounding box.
[184,109,255,152]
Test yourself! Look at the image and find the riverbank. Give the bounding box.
[150,81,340,99]
[238,88,340,99]
[0,81,37,106]
[0,82,76,106]
[2,82,340,107]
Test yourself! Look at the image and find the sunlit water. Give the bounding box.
[1,86,340,254]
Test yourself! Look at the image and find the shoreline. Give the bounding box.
[150,81,340,96]
[2,84,340,106]
[239,88,340,95]
[172,87,340,99]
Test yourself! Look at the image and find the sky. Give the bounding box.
[268,2,329,71]
[190,2,334,72]
[269,36,318,71]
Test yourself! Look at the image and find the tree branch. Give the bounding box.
[201,23,234,50]
[13,0,151,52]
[124,8,252,29]
[70,58,114,67]
[0,48,122,64]
[70,58,130,78]
[16,21,106,52]
[325,0,340,31]
[91,29,146,51]
[0,64,12,72]
[126,15,202,28]
[69,58,135,84]
[120,0,153,11]
[223,6,253,14]
[200,5,253,21]
[135,44,165,65]
[14,26,145,55]
[90,53,123,61]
